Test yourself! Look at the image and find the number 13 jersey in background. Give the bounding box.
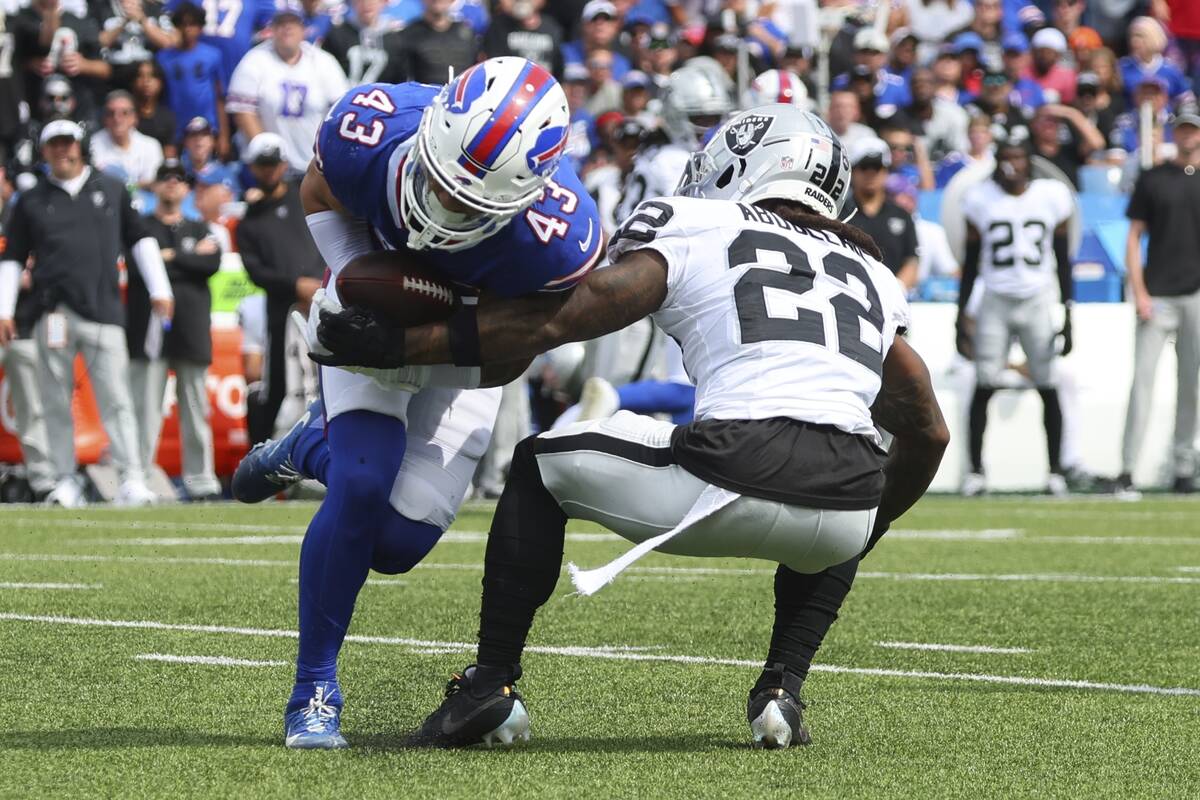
[609,197,910,441]
[315,82,603,296]
[962,178,1074,299]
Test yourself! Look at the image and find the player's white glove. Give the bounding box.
[298,289,429,392]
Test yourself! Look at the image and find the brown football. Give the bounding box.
[335,251,460,327]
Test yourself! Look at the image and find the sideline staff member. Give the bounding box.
[0,120,174,507]
[1120,104,1200,494]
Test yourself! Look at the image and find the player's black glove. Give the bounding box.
[310,305,406,369]
[1058,306,1073,357]
[955,312,974,360]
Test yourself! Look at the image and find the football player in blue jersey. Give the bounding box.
[232,57,602,749]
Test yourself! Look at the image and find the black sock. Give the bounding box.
[969,387,995,473]
[475,436,567,674]
[1038,388,1063,473]
[762,556,860,686]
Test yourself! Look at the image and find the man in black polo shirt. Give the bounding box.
[846,136,918,291]
[0,119,173,506]
[235,133,324,443]
[127,159,223,501]
[395,0,479,85]
[1119,104,1200,494]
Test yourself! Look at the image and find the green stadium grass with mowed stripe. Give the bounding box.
[0,497,1197,798]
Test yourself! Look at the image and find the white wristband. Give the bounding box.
[0,260,20,319]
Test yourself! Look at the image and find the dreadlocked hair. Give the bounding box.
[753,199,884,263]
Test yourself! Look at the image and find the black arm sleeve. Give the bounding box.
[958,229,981,315]
[1054,230,1073,305]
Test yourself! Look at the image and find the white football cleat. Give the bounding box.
[44,478,85,508]
[1046,472,1069,497]
[961,472,987,497]
[116,479,158,507]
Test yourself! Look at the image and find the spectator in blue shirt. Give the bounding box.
[561,63,594,174]
[299,0,333,45]
[1111,75,1175,154]
[179,116,239,195]
[832,28,911,115]
[1119,16,1192,107]
[156,3,229,158]
[562,1,631,81]
[888,28,918,85]
[1000,32,1047,110]
[164,0,276,87]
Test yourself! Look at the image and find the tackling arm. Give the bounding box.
[401,249,670,367]
[870,337,950,537]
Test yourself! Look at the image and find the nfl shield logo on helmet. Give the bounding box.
[725,114,773,156]
[526,125,567,176]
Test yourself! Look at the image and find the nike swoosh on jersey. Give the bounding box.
[578,219,594,253]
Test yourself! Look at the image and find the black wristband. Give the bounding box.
[447,302,482,366]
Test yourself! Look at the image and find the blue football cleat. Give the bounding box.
[284,681,348,750]
[233,397,323,503]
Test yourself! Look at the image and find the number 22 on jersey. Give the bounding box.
[730,230,886,376]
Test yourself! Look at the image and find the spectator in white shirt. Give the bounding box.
[826,89,874,153]
[227,10,348,173]
[89,90,164,189]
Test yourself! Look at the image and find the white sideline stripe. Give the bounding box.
[1,612,1196,698]
[9,514,1200,546]
[0,581,102,590]
[3,552,1199,584]
[888,529,1020,540]
[875,641,1033,655]
[288,578,408,586]
[134,653,287,668]
[1176,567,1200,573]
[858,571,1200,585]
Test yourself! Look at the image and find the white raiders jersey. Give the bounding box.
[615,143,691,227]
[961,178,1074,299]
[609,197,911,440]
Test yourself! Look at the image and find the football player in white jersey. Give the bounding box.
[956,128,1075,496]
[314,106,950,749]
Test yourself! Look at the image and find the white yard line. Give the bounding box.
[134,653,287,668]
[1175,567,1200,573]
[3,552,1199,584]
[887,529,1020,540]
[0,581,102,590]
[875,641,1033,655]
[1,612,1195,698]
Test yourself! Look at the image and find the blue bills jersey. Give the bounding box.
[166,0,278,87]
[315,82,603,297]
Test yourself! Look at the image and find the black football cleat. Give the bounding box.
[747,664,811,749]
[408,665,530,749]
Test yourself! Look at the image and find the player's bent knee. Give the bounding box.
[329,460,396,518]
[371,515,442,574]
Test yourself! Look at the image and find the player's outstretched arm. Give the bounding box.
[870,337,950,532]
[403,250,670,367]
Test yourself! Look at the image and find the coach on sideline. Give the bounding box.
[1119,103,1200,495]
[0,120,174,507]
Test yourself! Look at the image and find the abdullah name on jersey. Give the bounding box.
[961,178,1074,299]
[609,196,910,442]
[314,82,603,297]
[614,142,691,229]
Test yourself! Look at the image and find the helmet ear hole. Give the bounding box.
[715,164,735,189]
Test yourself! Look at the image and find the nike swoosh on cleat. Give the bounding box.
[578,220,594,253]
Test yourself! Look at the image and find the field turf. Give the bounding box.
[0,497,1197,798]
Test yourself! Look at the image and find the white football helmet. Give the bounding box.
[400,57,570,251]
[744,69,810,111]
[660,58,734,149]
[676,104,853,221]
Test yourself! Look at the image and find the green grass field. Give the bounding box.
[1,496,1197,799]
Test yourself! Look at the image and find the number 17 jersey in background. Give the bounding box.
[315,82,603,297]
[609,197,910,441]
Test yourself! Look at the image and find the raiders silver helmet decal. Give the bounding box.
[724,114,774,156]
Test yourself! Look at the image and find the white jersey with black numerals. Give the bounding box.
[961,178,1074,299]
[609,197,911,441]
[614,143,691,227]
